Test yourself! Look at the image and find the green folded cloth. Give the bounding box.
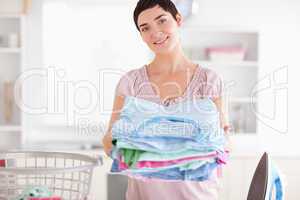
[121,148,145,168]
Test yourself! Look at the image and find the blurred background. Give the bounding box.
[0,0,299,199]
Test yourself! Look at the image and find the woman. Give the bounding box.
[102,0,229,199]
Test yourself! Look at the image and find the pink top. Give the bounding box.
[115,64,223,200]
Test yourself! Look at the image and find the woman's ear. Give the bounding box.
[176,13,183,27]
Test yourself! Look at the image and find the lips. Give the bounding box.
[153,36,169,45]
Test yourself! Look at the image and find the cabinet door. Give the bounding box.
[90,154,113,200]
[220,158,258,200]
[272,158,300,200]
[218,164,230,200]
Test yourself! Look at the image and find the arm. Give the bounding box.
[212,96,230,134]
[102,94,126,156]
[213,96,232,153]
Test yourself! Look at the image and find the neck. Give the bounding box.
[150,44,192,74]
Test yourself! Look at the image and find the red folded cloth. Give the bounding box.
[0,160,5,167]
[29,197,61,200]
[205,46,246,53]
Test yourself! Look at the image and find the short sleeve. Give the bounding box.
[207,69,223,98]
[201,68,224,98]
[115,70,136,97]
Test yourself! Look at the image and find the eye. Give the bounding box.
[141,26,149,32]
[158,18,167,24]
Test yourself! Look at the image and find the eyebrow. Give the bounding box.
[139,14,167,28]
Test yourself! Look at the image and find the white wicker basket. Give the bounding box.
[0,151,102,200]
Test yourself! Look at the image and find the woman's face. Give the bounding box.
[137,5,182,55]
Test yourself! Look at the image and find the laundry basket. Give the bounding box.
[0,151,102,200]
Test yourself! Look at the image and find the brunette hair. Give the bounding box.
[133,0,179,31]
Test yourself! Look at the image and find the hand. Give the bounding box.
[224,125,230,134]
[223,125,232,152]
[102,133,113,156]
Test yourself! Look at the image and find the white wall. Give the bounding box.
[23,0,150,144]
[183,0,300,155]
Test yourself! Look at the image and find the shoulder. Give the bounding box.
[199,67,223,83]
[196,66,224,98]
[115,66,145,97]
[117,66,144,87]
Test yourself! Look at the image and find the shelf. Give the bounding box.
[0,125,21,132]
[0,47,21,53]
[230,97,257,103]
[181,25,259,34]
[195,60,258,68]
[0,13,23,19]
[233,132,256,135]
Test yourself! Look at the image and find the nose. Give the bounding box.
[151,31,164,41]
[150,27,164,40]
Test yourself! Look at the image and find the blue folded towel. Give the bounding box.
[110,96,226,181]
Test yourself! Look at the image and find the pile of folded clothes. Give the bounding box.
[110,96,228,181]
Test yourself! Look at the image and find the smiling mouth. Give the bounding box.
[153,36,169,45]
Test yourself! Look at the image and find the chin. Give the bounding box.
[150,44,177,55]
